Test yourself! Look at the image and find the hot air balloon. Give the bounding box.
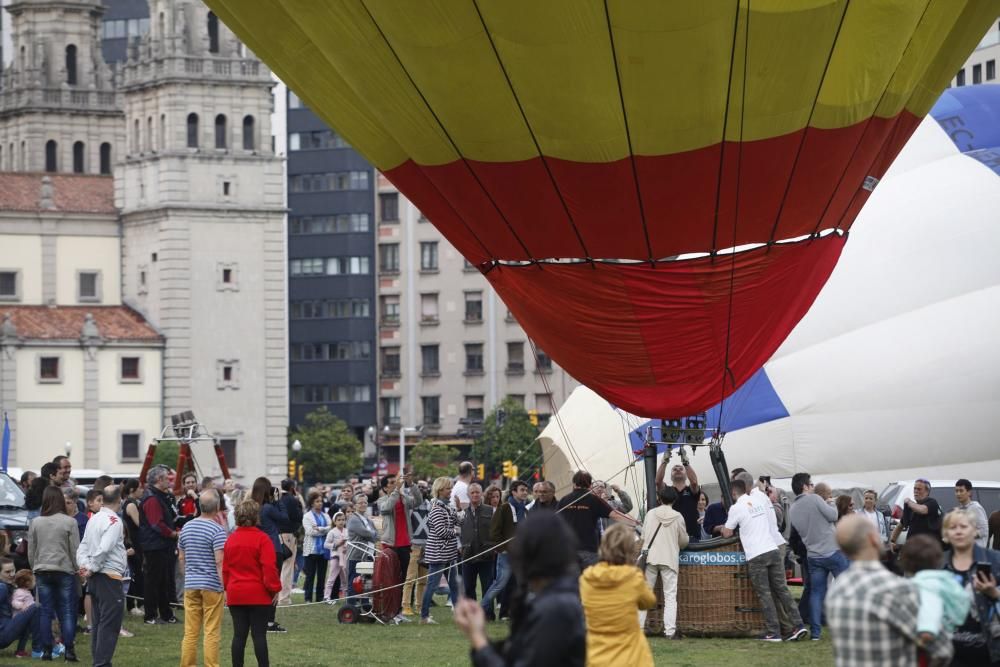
[207,0,997,418]
[538,83,1000,492]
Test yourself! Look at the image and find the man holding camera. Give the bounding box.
[377,471,423,619]
[655,448,701,542]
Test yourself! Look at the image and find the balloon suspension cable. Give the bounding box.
[528,337,587,473]
[715,0,750,436]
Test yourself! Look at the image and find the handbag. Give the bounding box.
[637,523,662,571]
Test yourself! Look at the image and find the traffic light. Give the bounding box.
[477,463,485,480]
[288,459,296,479]
[510,465,519,480]
[528,409,539,427]
[297,463,304,483]
[502,460,513,478]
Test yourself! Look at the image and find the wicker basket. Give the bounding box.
[643,539,766,637]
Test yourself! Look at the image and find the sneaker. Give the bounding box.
[325,598,337,606]
[785,626,809,642]
[420,617,438,625]
[446,600,454,609]
[757,633,783,642]
[144,618,166,625]
[78,627,91,635]
[267,623,288,633]
[13,650,29,658]
[811,636,821,641]
[393,613,411,623]
[52,643,65,656]
[164,617,179,624]
[129,607,145,617]
[31,651,45,659]
[291,587,304,594]
[119,628,134,638]
[400,605,413,616]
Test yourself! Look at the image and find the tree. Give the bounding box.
[151,440,179,469]
[288,407,363,483]
[407,439,462,482]
[471,398,541,478]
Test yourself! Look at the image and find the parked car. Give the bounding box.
[0,471,30,563]
[878,479,1000,521]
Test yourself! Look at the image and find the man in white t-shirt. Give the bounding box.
[451,461,474,510]
[723,478,807,642]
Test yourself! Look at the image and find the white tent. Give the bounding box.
[539,86,1000,499]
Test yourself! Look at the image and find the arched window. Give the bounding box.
[65,45,77,85]
[99,143,112,175]
[73,141,85,173]
[160,113,166,151]
[45,140,57,172]
[147,116,153,151]
[187,113,199,148]
[158,12,164,39]
[215,114,227,149]
[133,119,140,153]
[242,115,255,150]
[207,12,220,54]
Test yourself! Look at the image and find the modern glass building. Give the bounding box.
[286,89,376,440]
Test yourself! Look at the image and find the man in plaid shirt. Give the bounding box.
[826,514,950,667]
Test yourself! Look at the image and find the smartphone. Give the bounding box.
[975,562,993,580]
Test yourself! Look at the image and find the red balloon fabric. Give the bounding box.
[487,235,846,417]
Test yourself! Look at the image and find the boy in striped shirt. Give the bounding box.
[178,490,228,667]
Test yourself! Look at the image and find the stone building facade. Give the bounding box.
[0,0,287,479]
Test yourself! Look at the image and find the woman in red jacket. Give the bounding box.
[224,499,282,667]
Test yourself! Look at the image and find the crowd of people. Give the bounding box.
[2,452,999,667]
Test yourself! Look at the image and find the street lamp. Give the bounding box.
[292,439,301,454]
[64,441,72,458]
[384,425,420,472]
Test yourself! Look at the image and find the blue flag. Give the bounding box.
[1,412,9,472]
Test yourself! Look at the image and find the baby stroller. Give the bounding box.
[337,541,403,625]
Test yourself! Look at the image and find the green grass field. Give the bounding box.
[10,593,836,666]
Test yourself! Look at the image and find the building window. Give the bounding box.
[207,11,220,53]
[289,214,370,234]
[507,341,524,374]
[147,116,153,151]
[0,271,19,301]
[506,394,525,408]
[291,385,370,404]
[464,291,483,322]
[421,396,440,426]
[288,171,370,192]
[380,295,400,324]
[73,141,85,173]
[465,343,484,375]
[290,298,370,319]
[133,119,140,153]
[38,356,61,383]
[288,91,302,109]
[988,60,997,81]
[535,346,553,373]
[65,45,77,85]
[465,395,484,422]
[215,114,227,149]
[99,143,112,174]
[288,258,325,276]
[217,359,239,389]
[319,257,369,275]
[78,271,101,303]
[381,397,401,427]
[956,68,966,86]
[421,344,439,376]
[219,438,237,468]
[160,113,166,150]
[217,262,238,290]
[120,356,142,383]
[187,113,199,148]
[535,393,554,423]
[379,193,399,223]
[45,140,57,172]
[120,432,142,462]
[420,242,438,271]
[243,115,255,150]
[973,63,983,85]
[379,244,399,273]
[381,347,401,378]
[288,130,349,150]
[420,293,438,323]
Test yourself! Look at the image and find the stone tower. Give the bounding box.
[0,0,122,174]
[117,0,287,479]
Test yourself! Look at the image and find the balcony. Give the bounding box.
[506,362,525,376]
